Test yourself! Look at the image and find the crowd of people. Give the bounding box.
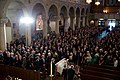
[0,26,120,80]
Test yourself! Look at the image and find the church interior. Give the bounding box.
[0,0,120,80]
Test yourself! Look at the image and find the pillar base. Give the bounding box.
[49,75,54,80]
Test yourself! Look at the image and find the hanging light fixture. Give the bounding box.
[86,0,92,4]
[118,0,120,2]
[95,0,100,6]
[103,9,108,13]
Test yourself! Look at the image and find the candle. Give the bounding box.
[50,60,52,76]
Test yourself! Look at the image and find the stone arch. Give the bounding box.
[48,4,58,32]
[59,6,68,33]
[69,7,75,30]
[31,0,46,14]
[86,8,88,15]
[60,6,67,17]
[81,8,85,27]
[69,7,75,17]
[32,3,46,17]
[3,0,26,17]
[76,7,80,17]
[5,0,26,41]
[81,8,85,16]
[48,4,58,20]
[32,3,46,38]
[85,8,89,26]
[76,7,80,28]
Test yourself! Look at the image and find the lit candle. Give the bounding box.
[50,60,53,76]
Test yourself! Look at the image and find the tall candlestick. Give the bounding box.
[50,60,52,76]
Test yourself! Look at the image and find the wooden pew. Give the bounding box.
[88,64,120,71]
[0,64,5,75]
[81,64,120,80]
[80,73,114,80]
[84,66,120,75]
[81,69,120,80]
[0,64,40,80]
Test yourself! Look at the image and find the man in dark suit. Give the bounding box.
[62,65,67,80]
[67,65,75,80]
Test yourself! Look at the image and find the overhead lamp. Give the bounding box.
[103,10,108,13]
[86,0,92,4]
[20,16,34,46]
[118,0,120,2]
[95,1,100,6]
[20,16,34,24]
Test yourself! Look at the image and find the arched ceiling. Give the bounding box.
[8,1,22,9]
[6,1,25,23]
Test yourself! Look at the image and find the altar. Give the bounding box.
[55,58,68,75]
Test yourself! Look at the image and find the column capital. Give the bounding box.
[81,15,86,17]
[64,16,69,19]
[70,16,75,18]
[0,17,8,24]
[0,17,8,27]
[54,16,60,20]
[43,17,48,21]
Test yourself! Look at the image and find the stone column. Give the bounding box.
[73,17,76,30]
[64,16,69,32]
[70,16,75,30]
[43,17,48,38]
[105,19,108,27]
[55,16,59,34]
[70,17,73,29]
[0,18,8,50]
[78,17,80,28]
[27,24,31,46]
[82,16,85,27]
[95,19,98,26]
[86,16,89,26]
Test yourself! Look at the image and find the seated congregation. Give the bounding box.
[0,26,120,80]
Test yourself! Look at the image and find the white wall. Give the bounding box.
[6,27,12,44]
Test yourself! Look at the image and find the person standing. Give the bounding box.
[67,65,75,80]
[62,65,67,80]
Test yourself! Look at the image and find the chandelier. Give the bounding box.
[86,0,92,4]
[103,9,108,13]
[95,1,100,6]
[86,0,100,6]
